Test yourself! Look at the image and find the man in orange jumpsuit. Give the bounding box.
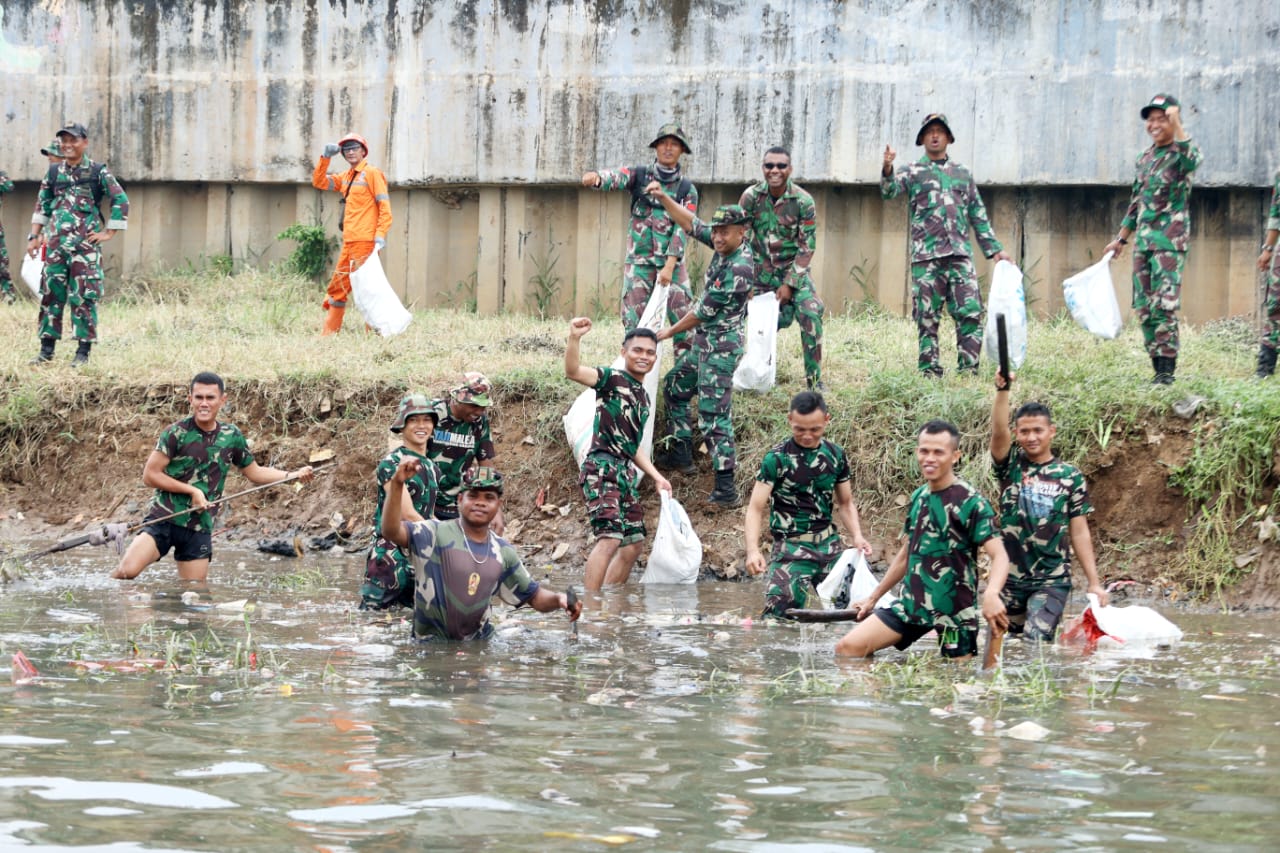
[312,133,393,335]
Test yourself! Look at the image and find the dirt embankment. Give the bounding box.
[2,383,1278,608]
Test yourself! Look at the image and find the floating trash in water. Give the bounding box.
[1006,721,1051,741]
[11,651,38,684]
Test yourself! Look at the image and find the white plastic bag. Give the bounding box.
[21,253,43,297]
[641,492,701,584]
[732,292,779,392]
[984,260,1028,368]
[563,284,667,471]
[1062,252,1123,339]
[350,249,412,337]
[816,549,897,610]
[1085,592,1182,644]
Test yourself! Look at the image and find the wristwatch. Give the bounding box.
[1264,244,1276,253]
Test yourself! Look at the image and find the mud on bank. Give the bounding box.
[1,374,1276,609]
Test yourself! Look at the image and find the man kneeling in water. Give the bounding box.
[380,463,581,641]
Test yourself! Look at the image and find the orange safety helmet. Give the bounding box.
[337,133,369,157]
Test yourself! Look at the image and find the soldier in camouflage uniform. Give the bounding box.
[881,114,1010,377]
[565,317,673,590]
[0,166,13,303]
[1105,94,1203,385]
[645,194,755,506]
[745,391,871,618]
[113,372,314,581]
[582,123,698,356]
[836,420,1009,659]
[990,372,1108,641]
[427,372,503,533]
[380,464,582,642]
[1252,169,1279,379]
[739,146,825,389]
[360,394,440,610]
[27,122,129,366]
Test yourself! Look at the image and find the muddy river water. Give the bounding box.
[0,545,1276,852]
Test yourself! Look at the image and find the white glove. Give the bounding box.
[322,143,340,158]
[374,237,386,250]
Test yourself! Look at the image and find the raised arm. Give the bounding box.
[564,317,600,387]
[643,179,695,234]
[379,456,420,547]
[990,372,1014,463]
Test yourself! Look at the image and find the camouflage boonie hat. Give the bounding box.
[649,122,692,155]
[1141,93,1179,119]
[915,113,955,146]
[708,204,749,226]
[450,372,492,407]
[463,466,504,494]
[389,393,437,434]
[40,139,62,157]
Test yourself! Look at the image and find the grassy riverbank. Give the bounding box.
[0,264,1277,600]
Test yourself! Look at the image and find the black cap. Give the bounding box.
[57,122,89,139]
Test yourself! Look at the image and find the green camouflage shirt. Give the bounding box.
[0,170,13,202]
[1267,170,1280,233]
[372,446,438,532]
[756,437,851,537]
[688,218,754,337]
[595,164,698,265]
[428,400,496,515]
[145,417,254,532]
[738,179,817,290]
[31,157,129,235]
[1119,139,1203,253]
[889,479,999,631]
[881,156,1002,263]
[993,450,1091,591]
[404,518,538,641]
[588,367,649,460]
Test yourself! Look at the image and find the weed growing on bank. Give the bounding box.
[0,266,1276,596]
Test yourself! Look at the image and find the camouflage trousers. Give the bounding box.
[40,236,104,341]
[1262,256,1280,351]
[1000,583,1070,642]
[0,222,12,296]
[360,535,414,610]
[663,328,743,472]
[910,255,983,376]
[579,451,646,546]
[758,271,824,384]
[1132,249,1185,358]
[623,261,693,358]
[762,533,841,619]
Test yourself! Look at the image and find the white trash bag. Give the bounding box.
[816,549,897,610]
[563,284,667,471]
[349,248,412,337]
[1062,252,1123,340]
[641,491,701,584]
[1061,592,1183,648]
[984,259,1028,368]
[732,292,779,392]
[21,253,43,298]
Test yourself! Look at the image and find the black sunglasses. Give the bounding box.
[763,162,789,170]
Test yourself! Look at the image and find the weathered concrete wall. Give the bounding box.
[0,1,1275,325]
[0,0,1275,185]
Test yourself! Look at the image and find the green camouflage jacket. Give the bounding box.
[881,156,1002,263]
[1267,170,1280,233]
[756,437,851,537]
[427,400,496,515]
[894,479,999,630]
[688,218,754,338]
[993,450,1091,590]
[738,179,817,290]
[1120,139,1202,253]
[588,367,649,460]
[595,164,698,265]
[32,157,129,235]
[144,417,254,532]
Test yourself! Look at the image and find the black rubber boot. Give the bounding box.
[71,340,91,367]
[654,438,696,474]
[29,337,55,365]
[1256,346,1277,379]
[1152,355,1175,385]
[708,468,740,507]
